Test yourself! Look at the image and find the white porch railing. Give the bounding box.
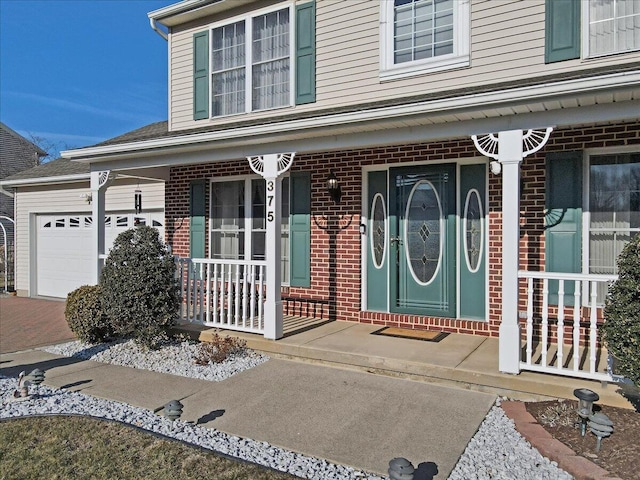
[176,258,267,335]
[518,271,618,381]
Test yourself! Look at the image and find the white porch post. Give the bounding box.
[90,171,112,284]
[248,153,295,340]
[497,130,524,374]
[472,128,553,374]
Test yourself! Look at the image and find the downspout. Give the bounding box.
[150,18,168,41]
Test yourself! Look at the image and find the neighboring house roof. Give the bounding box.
[0,157,89,187]
[0,122,47,179]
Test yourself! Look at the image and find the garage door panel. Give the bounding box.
[36,213,164,298]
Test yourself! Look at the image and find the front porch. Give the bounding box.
[175,319,634,409]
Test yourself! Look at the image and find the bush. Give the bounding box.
[602,234,640,385]
[100,226,180,349]
[193,333,247,364]
[65,285,113,343]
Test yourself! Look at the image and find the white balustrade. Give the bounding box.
[176,258,267,335]
[518,271,617,381]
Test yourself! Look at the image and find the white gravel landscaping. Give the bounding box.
[0,339,574,479]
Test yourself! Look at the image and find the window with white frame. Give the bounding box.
[380,0,469,80]
[587,152,640,276]
[211,7,291,117]
[210,177,290,283]
[586,0,640,57]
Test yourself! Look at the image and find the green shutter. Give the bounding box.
[193,31,209,120]
[545,0,580,63]
[545,151,583,305]
[290,172,311,287]
[295,1,316,105]
[190,180,206,258]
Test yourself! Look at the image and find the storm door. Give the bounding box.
[389,164,456,317]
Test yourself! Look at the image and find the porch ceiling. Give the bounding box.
[62,75,640,172]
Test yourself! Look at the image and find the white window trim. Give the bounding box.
[581,146,640,277]
[379,0,470,82]
[581,0,640,59]
[208,3,295,119]
[209,174,291,284]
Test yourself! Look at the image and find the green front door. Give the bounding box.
[389,164,456,317]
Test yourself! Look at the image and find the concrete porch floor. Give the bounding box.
[177,319,636,410]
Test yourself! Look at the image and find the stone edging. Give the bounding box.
[500,401,622,480]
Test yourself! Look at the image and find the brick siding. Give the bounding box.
[166,120,640,339]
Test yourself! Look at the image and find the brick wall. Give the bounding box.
[166,120,640,338]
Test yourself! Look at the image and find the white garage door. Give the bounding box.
[36,212,164,298]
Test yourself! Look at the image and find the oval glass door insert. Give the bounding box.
[463,189,483,272]
[404,180,442,285]
[370,193,386,268]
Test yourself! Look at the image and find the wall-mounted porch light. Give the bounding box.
[326,171,341,203]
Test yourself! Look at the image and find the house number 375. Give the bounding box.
[266,180,275,222]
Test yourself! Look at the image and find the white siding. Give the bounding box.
[14,180,164,296]
[167,0,640,132]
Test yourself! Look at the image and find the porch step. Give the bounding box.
[174,321,636,410]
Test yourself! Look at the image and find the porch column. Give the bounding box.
[90,170,113,284]
[472,128,552,374]
[248,153,295,340]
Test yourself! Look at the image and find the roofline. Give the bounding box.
[148,0,234,26]
[0,121,48,157]
[0,173,90,188]
[61,70,640,163]
[148,0,213,19]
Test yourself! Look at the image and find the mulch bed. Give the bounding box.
[525,399,640,480]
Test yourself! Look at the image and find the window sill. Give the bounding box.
[379,55,470,82]
[209,103,293,121]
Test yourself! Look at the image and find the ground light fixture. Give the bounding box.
[27,368,45,397]
[326,171,341,203]
[388,457,415,480]
[588,412,613,452]
[573,388,599,436]
[164,399,183,421]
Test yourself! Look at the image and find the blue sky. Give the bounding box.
[0,0,170,153]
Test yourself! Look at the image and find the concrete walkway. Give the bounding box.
[0,348,495,477]
[0,295,634,477]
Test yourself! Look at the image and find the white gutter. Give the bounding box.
[0,185,14,198]
[62,70,640,161]
[0,173,90,188]
[149,18,168,41]
[148,0,223,23]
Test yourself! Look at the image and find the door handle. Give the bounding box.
[389,236,403,246]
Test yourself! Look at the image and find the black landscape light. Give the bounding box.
[574,388,599,437]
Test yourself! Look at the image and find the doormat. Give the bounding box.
[372,327,449,342]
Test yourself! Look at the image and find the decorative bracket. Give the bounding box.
[471,128,553,160]
[90,170,116,190]
[247,152,295,178]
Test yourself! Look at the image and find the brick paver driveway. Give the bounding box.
[0,295,75,353]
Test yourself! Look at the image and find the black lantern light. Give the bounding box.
[326,171,341,203]
[134,189,142,214]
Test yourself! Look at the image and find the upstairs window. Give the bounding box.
[211,7,291,118]
[586,0,640,57]
[380,0,470,80]
[546,0,639,62]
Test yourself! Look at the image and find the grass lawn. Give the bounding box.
[0,415,301,480]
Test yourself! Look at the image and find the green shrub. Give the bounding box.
[602,234,640,385]
[100,226,180,349]
[65,285,113,343]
